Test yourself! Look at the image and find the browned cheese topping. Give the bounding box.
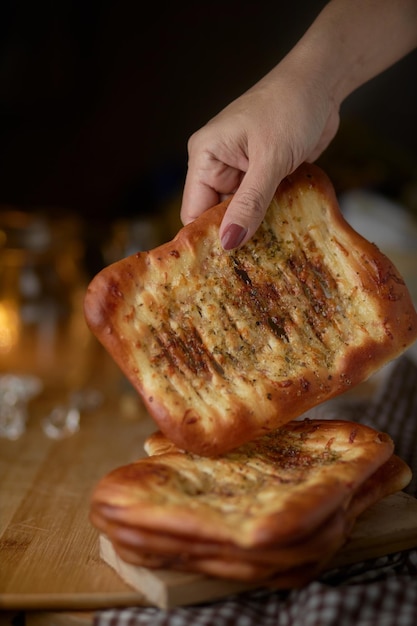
[85,164,417,455]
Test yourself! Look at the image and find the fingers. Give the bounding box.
[180,175,220,226]
[219,164,284,250]
[180,154,246,226]
[181,157,281,251]
[180,112,255,227]
[181,157,288,251]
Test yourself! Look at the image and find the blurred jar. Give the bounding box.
[0,209,94,390]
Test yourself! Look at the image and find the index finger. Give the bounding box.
[180,172,221,225]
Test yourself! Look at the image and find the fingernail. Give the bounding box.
[221,224,248,250]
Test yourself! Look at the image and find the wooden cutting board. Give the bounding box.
[1,352,417,612]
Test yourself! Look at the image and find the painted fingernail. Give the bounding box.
[221,224,248,250]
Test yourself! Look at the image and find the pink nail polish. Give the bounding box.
[221,224,248,250]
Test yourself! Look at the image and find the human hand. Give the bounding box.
[180,61,340,250]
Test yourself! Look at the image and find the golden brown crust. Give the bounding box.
[143,430,182,456]
[345,453,412,522]
[100,539,331,583]
[84,163,417,456]
[142,432,412,526]
[90,419,396,549]
[92,505,348,568]
[91,420,411,583]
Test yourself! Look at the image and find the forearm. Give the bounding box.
[270,0,417,108]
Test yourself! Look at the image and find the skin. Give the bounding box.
[180,0,417,250]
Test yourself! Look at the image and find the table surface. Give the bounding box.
[0,348,157,612]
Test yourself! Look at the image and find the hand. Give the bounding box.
[180,0,417,250]
[180,60,340,250]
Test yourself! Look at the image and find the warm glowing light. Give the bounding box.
[0,301,20,354]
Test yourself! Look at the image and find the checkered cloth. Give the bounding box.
[94,355,417,626]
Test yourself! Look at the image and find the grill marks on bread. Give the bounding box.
[143,225,349,381]
[128,213,369,400]
[84,163,417,455]
[90,419,403,552]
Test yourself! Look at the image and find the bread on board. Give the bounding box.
[90,419,411,583]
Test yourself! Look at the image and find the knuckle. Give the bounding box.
[234,187,267,221]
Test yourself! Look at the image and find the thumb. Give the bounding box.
[219,168,281,250]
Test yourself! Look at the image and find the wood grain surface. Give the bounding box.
[0,351,156,611]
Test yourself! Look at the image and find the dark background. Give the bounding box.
[0,0,416,223]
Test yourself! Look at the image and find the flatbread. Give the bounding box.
[90,421,411,583]
[92,455,410,563]
[84,163,417,456]
[93,506,347,566]
[90,419,397,549]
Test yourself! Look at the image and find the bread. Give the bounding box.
[90,419,411,583]
[90,419,397,548]
[84,163,417,456]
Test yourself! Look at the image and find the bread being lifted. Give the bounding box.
[84,163,417,456]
